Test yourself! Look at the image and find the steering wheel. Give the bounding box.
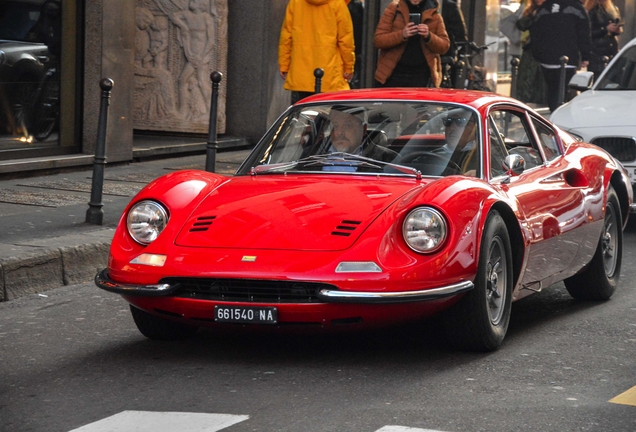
[397,151,462,174]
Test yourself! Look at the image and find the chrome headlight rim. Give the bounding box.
[402,206,448,254]
[126,200,169,246]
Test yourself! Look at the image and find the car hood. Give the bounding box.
[174,175,418,251]
[550,90,636,130]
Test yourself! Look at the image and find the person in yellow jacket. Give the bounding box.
[374,0,450,88]
[279,0,356,104]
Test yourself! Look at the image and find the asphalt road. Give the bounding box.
[2,228,636,432]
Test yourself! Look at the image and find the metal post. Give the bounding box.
[454,60,465,89]
[205,71,223,173]
[602,55,610,70]
[557,55,569,108]
[314,68,324,94]
[86,78,113,225]
[510,57,520,99]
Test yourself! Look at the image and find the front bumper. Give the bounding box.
[95,269,473,304]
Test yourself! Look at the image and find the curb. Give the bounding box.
[0,228,114,302]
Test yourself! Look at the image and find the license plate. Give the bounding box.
[214,306,277,324]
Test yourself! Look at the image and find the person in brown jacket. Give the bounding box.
[374,0,450,88]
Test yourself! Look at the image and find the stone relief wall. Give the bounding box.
[134,0,227,134]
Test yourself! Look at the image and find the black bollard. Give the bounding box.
[205,71,223,173]
[86,78,114,225]
[557,55,569,108]
[314,68,324,94]
[602,55,610,70]
[510,57,520,99]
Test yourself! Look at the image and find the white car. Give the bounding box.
[551,37,636,186]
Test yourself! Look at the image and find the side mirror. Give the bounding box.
[568,71,594,92]
[503,154,525,176]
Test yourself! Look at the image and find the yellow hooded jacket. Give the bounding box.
[279,0,355,93]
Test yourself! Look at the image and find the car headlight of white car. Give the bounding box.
[127,200,169,245]
[403,207,447,253]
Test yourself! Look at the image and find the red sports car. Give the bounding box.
[96,88,633,351]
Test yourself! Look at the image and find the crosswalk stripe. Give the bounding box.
[68,411,249,432]
[376,426,447,432]
[609,385,636,407]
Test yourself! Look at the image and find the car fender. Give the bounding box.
[108,170,228,269]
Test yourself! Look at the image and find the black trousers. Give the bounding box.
[291,91,314,104]
[380,66,431,88]
[541,67,576,112]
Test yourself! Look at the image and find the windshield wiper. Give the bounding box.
[250,161,299,175]
[250,152,422,179]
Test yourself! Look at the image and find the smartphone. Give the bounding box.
[409,12,421,25]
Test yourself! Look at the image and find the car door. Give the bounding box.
[487,107,588,292]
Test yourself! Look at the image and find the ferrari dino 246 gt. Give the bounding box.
[96,88,632,351]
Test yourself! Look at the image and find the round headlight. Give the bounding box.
[127,200,168,245]
[403,207,447,253]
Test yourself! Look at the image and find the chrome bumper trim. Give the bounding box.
[95,269,175,296]
[317,280,474,304]
[630,203,636,214]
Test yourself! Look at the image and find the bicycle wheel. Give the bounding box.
[10,78,39,134]
[32,70,59,142]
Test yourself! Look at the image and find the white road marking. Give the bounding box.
[376,427,448,432]
[68,411,249,432]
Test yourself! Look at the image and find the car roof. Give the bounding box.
[298,88,521,112]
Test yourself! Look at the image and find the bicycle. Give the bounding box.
[453,41,496,92]
[31,64,60,141]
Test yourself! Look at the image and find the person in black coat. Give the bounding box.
[530,0,591,111]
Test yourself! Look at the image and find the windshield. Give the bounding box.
[238,101,481,178]
[596,45,636,90]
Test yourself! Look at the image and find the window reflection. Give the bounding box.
[0,0,61,153]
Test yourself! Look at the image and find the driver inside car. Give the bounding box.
[322,107,397,171]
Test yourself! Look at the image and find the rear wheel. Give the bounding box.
[564,186,622,300]
[443,210,513,351]
[130,305,198,341]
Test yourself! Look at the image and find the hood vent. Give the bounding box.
[331,220,361,237]
[189,215,216,232]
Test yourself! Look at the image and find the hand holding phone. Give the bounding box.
[409,12,421,25]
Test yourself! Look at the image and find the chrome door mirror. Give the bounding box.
[503,154,526,176]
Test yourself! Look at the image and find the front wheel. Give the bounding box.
[564,185,622,300]
[130,305,199,341]
[443,210,513,351]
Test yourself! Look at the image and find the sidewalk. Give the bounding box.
[0,147,252,302]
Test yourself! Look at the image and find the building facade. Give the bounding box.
[0,0,633,175]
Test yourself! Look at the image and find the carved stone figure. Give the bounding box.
[133,0,227,134]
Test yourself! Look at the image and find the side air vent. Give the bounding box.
[331,220,361,237]
[189,216,216,232]
[591,137,636,163]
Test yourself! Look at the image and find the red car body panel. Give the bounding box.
[98,89,633,333]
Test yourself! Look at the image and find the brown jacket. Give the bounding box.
[374,0,450,87]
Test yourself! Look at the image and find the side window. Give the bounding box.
[489,109,543,171]
[487,116,509,178]
[531,118,561,162]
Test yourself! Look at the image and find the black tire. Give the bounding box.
[564,186,622,301]
[444,210,513,351]
[130,305,198,341]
